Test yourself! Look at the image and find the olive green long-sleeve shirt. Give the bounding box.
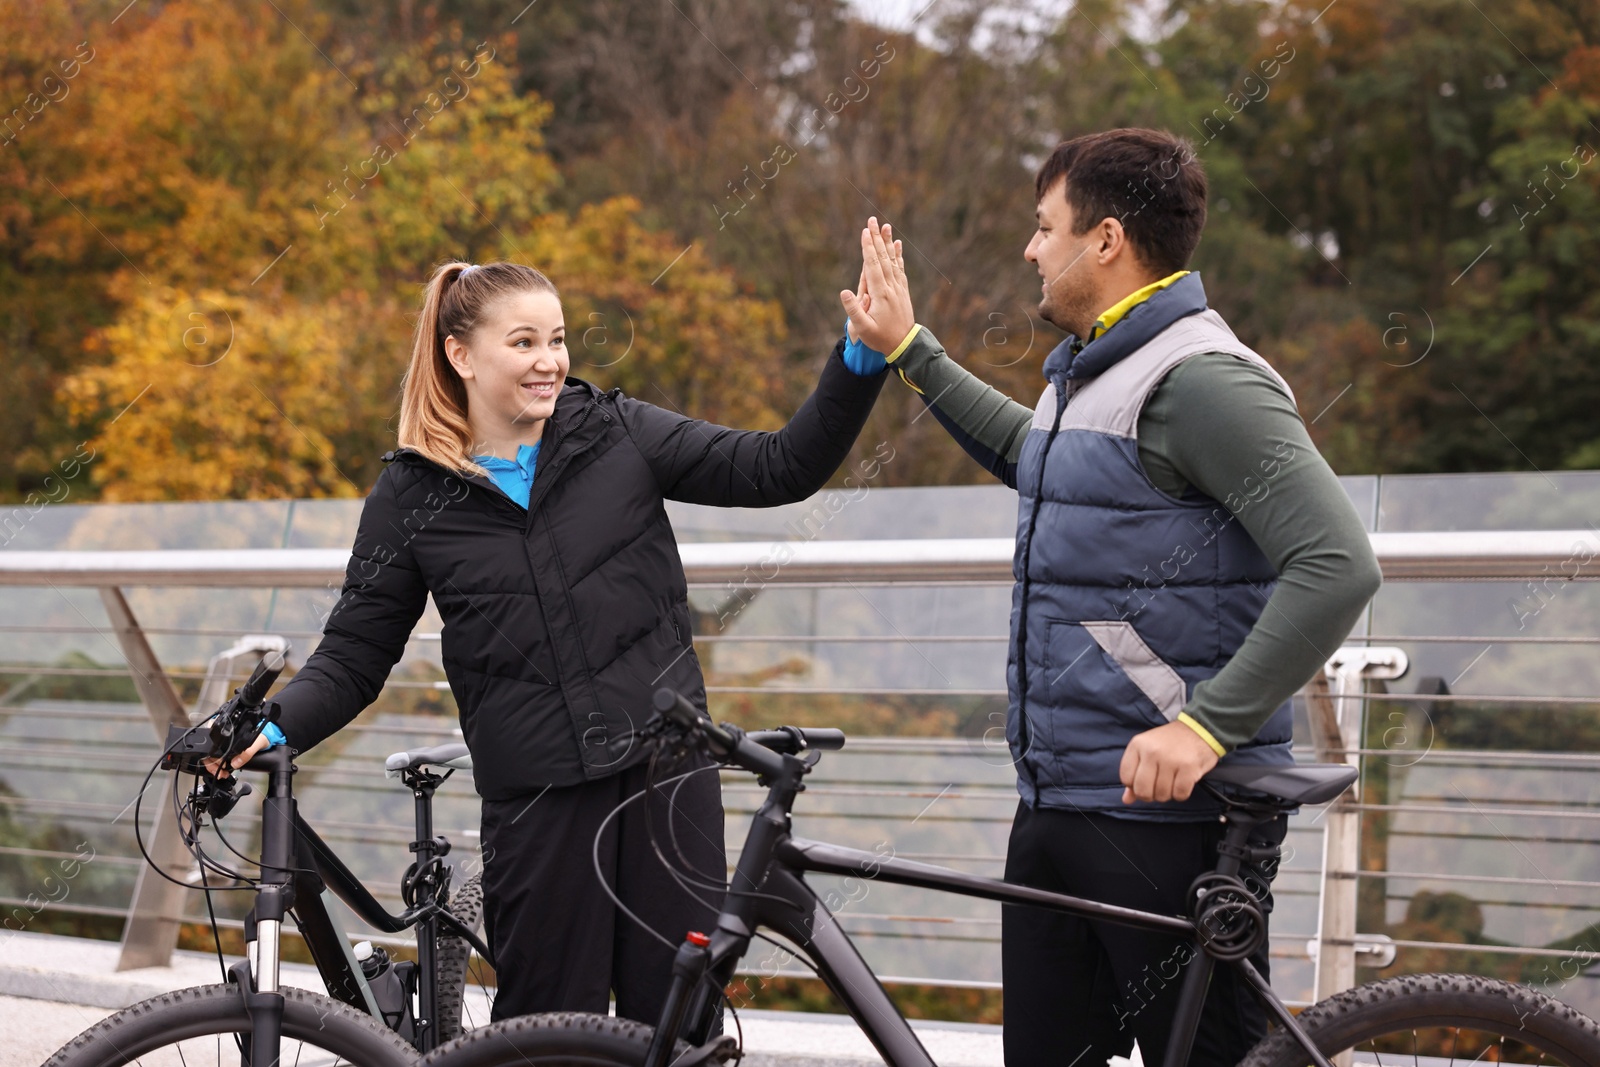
[893,329,1382,752]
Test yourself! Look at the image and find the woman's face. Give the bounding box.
[445,289,569,433]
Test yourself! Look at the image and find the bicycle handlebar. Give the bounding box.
[237,650,285,707]
[651,688,844,777]
[746,726,847,753]
[160,650,288,778]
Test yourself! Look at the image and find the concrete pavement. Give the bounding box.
[0,932,1033,1067]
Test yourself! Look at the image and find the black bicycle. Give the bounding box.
[45,651,495,1067]
[420,687,1600,1067]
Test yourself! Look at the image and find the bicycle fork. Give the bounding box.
[236,748,298,1067]
[237,892,287,1067]
[641,933,713,1067]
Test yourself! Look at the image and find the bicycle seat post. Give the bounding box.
[402,765,451,1050]
[1160,797,1286,1067]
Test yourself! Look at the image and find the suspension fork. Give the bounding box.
[242,747,297,1067]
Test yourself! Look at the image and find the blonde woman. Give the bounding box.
[230,258,889,1024]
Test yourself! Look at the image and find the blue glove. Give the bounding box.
[259,721,287,748]
[842,318,888,376]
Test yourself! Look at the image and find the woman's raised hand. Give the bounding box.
[839,217,914,353]
[845,262,872,343]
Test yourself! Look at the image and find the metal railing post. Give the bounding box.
[1307,648,1407,1017]
[100,586,196,971]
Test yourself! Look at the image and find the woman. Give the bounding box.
[220,256,890,1025]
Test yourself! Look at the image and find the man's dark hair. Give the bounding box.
[1034,128,1207,276]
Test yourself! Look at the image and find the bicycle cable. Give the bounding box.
[639,737,828,983]
[174,770,260,888]
[590,766,709,953]
[133,713,257,892]
[638,740,805,912]
[641,749,739,908]
[207,807,320,884]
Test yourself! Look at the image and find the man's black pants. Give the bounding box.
[479,757,726,1024]
[1002,802,1287,1067]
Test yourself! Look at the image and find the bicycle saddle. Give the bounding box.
[384,743,472,777]
[1205,762,1356,806]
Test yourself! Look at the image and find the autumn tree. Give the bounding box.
[14,0,789,501]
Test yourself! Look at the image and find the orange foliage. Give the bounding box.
[30,0,786,500]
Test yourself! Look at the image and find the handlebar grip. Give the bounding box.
[238,650,286,707]
[744,727,848,754]
[798,728,845,751]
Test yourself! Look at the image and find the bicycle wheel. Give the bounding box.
[436,870,486,1040]
[45,983,417,1067]
[1240,973,1600,1066]
[421,1012,693,1067]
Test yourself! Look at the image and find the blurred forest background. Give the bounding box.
[3,0,1600,504]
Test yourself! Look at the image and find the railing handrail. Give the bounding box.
[0,529,1594,586]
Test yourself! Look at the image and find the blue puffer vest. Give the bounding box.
[1007,273,1297,819]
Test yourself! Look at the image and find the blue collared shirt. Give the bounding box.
[471,442,541,509]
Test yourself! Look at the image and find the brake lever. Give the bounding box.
[641,712,703,767]
[198,776,253,821]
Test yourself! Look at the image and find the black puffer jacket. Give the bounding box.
[272,342,884,800]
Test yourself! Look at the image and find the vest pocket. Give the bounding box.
[1043,619,1188,729]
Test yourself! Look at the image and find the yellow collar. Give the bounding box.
[1085,270,1190,343]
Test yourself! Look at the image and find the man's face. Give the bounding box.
[1024,179,1100,339]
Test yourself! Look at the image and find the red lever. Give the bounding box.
[686,931,711,947]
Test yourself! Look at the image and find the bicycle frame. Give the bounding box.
[227,747,493,1059]
[667,752,1335,1067]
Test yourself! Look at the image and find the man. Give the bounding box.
[841,128,1382,1065]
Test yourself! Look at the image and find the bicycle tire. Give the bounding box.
[43,983,417,1067]
[436,870,486,1041]
[1240,972,1600,1066]
[421,1011,694,1067]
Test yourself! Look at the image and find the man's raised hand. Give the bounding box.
[840,217,914,353]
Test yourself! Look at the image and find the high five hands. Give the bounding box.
[840,217,915,353]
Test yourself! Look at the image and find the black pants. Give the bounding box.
[1001,803,1287,1067]
[479,756,726,1024]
